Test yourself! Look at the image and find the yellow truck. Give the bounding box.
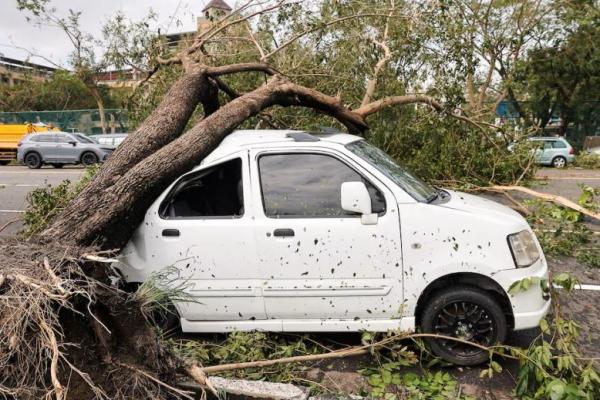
[0,123,59,165]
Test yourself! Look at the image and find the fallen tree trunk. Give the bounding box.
[44,75,369,249]
[43,66,214,244]
[484,185,600,221]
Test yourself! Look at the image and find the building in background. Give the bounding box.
[0,56,56,86]
[165,0,232,50]
[94,69,143,88]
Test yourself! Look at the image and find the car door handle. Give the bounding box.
[273,228,294,238]
[162,229,180,237]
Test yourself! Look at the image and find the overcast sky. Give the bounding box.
[0,0,219,68]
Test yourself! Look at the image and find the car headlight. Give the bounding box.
[507,230,540,268]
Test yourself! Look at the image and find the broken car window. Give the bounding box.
[161,158,244,218]
[258,153,385,218]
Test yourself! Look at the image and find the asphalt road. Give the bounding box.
[0,165,84,236]
[534,168,600,200]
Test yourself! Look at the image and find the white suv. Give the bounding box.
[116,130,550,365]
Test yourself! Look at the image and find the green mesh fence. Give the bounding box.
[0,109,128,134]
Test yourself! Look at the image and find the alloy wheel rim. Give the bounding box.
[83,154,96,165]
[27,155,38,167]
[554,158,565,168]
[433,301,496,357]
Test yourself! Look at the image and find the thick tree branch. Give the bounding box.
[206,63,277,76]
[355,94,444,117]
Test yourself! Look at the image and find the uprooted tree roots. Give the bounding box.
[0,238,191,400]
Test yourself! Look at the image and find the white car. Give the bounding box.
[116,130,550,365]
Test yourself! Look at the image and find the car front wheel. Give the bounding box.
[420,285,507,366]
[552,156,567,168]
[81,152,99,166]
[25,152,43,169]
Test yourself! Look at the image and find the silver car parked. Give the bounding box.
[529,137,575,168]
[17,132,114,169]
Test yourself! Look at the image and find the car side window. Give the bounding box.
[552,141,567,149]
[159,158,244,219]
[33,135,56,143]
[55,135,72,143]
[258,153,386,218]
[543,141,553,150]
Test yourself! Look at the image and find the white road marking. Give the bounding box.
[0,171,84,175]
[554,283,600,291]
[578,284,600,291]
[539,177,600,180]
[0,210,24,213]
[0,183,40,187]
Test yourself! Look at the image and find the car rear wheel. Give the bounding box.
[552,156,566,168]
[25,152,42,169]
[81,152,98,166]
[51,163,64,169]
[0,160,10,166]
[420,285,507,366]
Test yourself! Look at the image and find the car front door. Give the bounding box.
[133,153,266,324]
[55,134,78,162]
[251,149,403,325]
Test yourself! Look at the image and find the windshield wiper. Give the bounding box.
[426,190,440,203]
[426,189,449,203]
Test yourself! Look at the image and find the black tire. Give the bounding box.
[81,151,98,166]
[420,285,507,366]
[0,160,10,166]
[51,163,64,169]
[24,152,43,169]
[551,156,567,168]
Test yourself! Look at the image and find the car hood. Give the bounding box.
[438,190,525,225]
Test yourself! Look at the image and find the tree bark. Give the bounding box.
[88,84,107,134]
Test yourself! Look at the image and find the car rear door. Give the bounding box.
[250,148,403,325]
[128,153,266,323]
[31,134,58,161]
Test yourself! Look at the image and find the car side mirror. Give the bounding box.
[340,181,378,225]
[68,141,77,146]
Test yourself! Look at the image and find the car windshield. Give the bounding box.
[346,140,437,202]
[73,133,97,144]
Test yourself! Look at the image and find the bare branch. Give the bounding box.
[189,0,287,55]
[261,12,400,62]
[361,2,395,107]
[206,62,277,76]
[245,22,266,59]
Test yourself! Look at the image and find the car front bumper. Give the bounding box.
[495,257,551,330]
